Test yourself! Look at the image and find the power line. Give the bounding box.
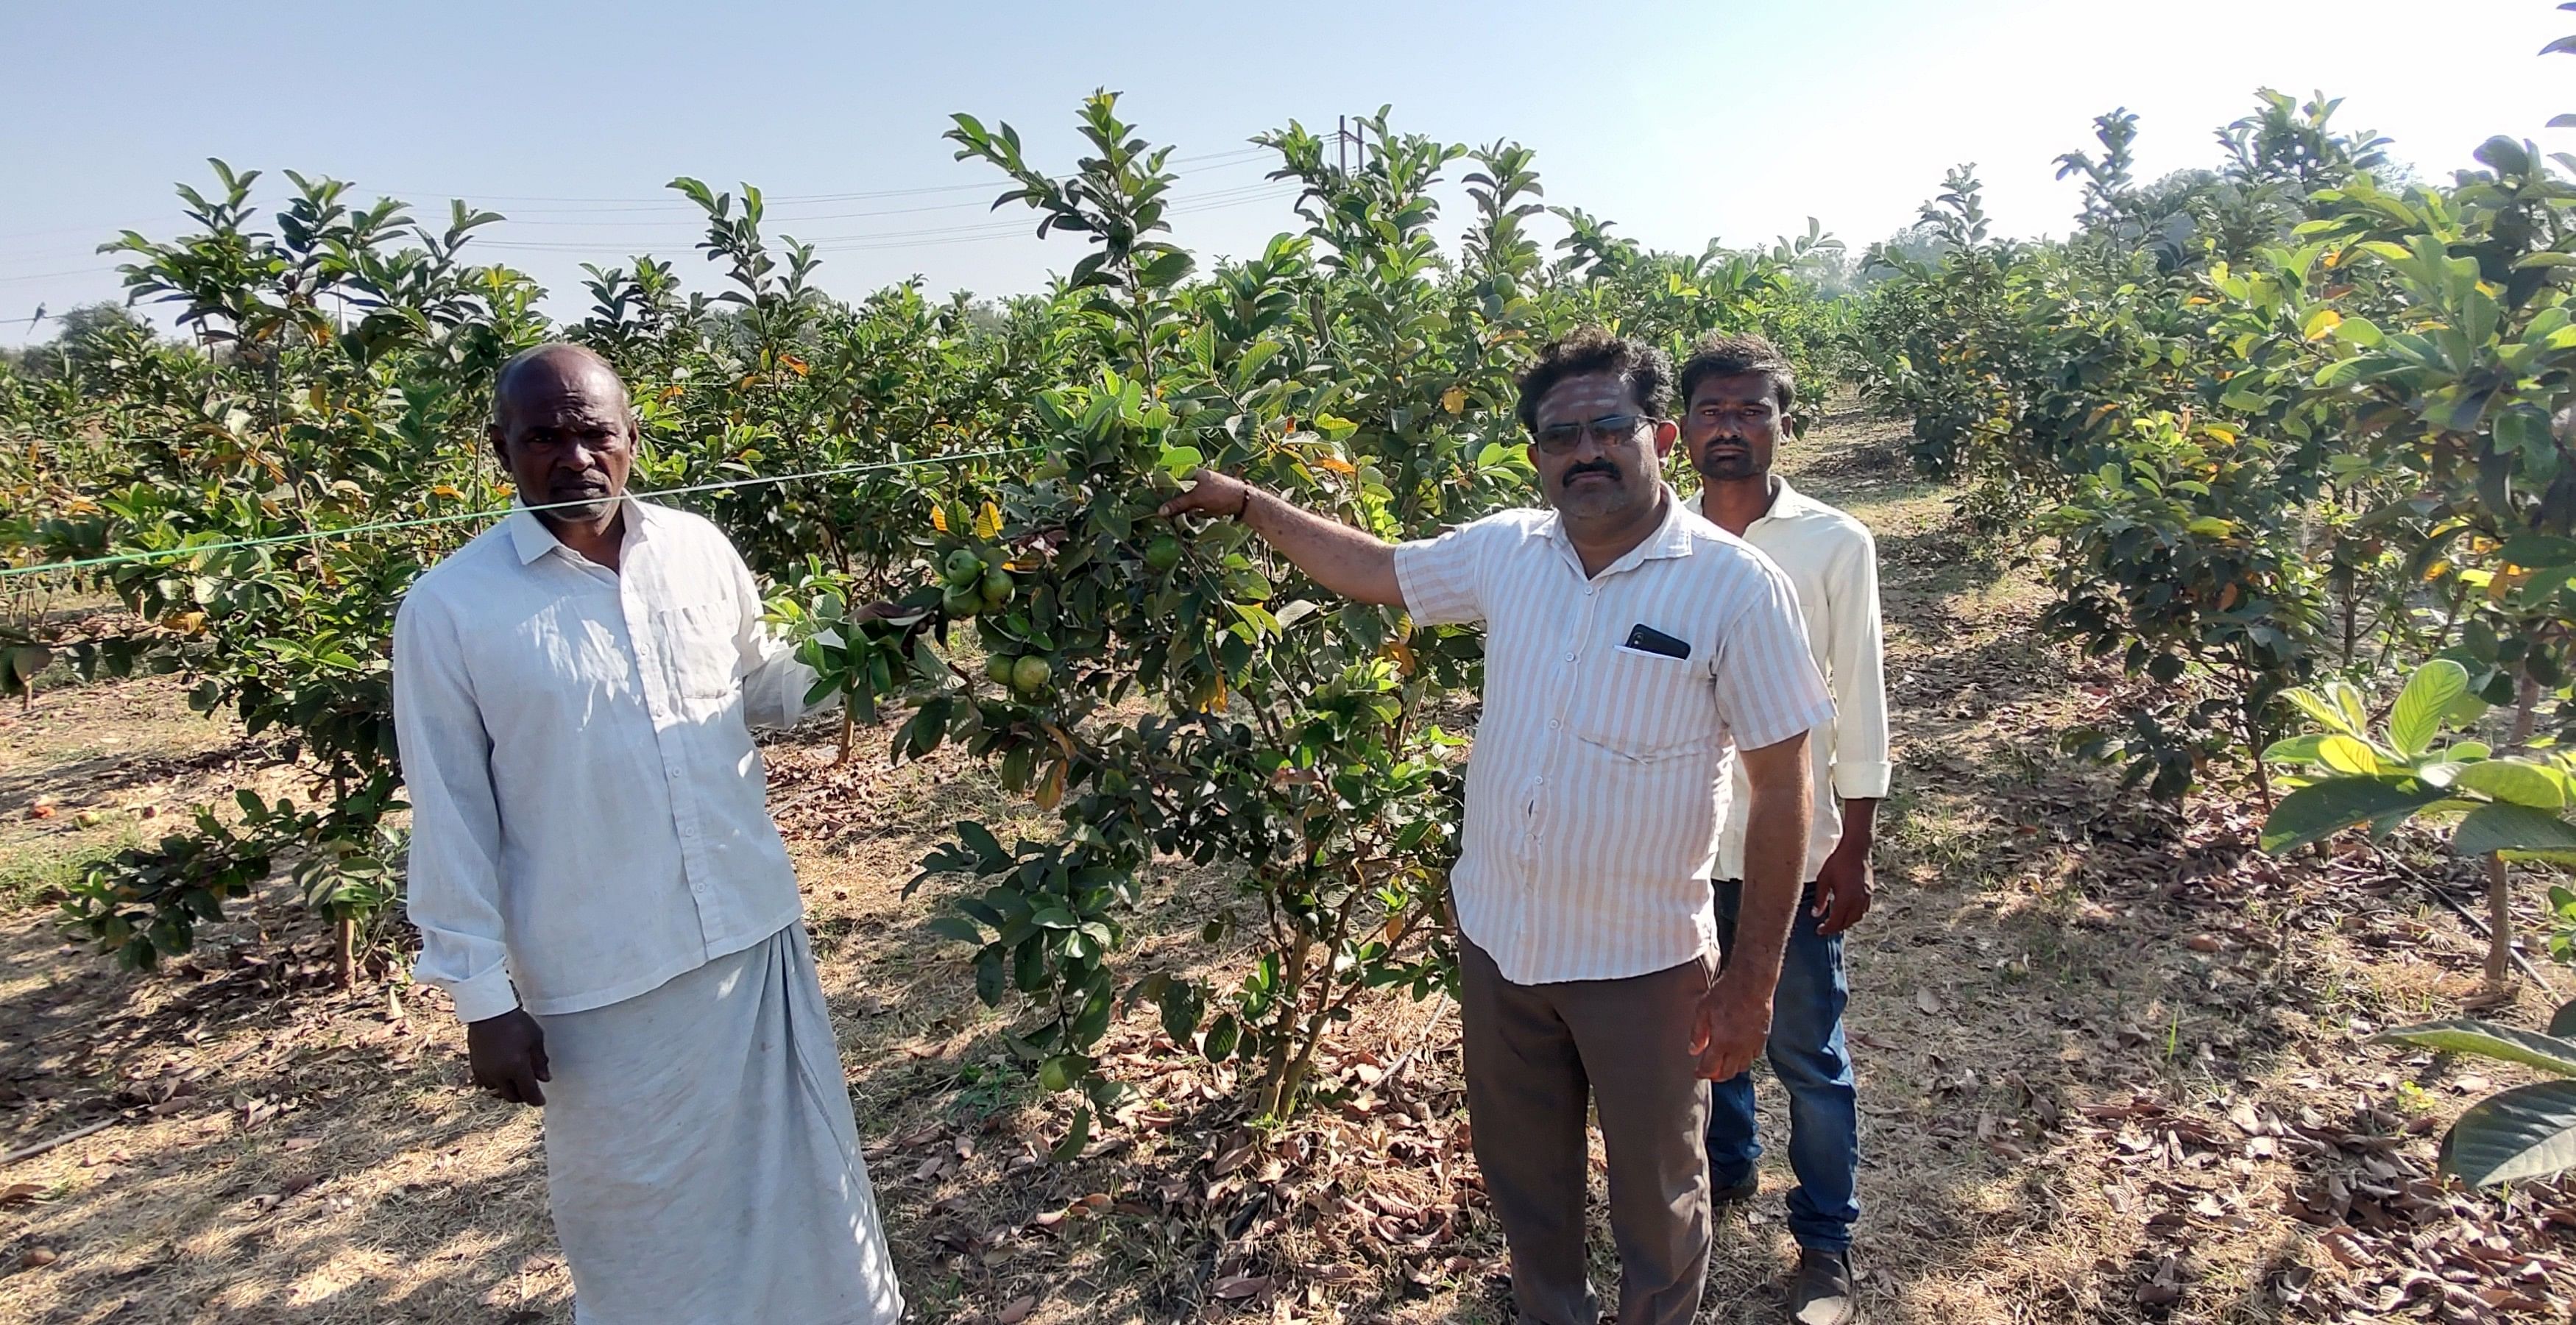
[0,266,119,286]
[441,155,1278,229]
[0,147,1279,255]
[367,146,1273,210]
[471,181,1302,254]
[0,446,1035,581]
[0,163,1299,283]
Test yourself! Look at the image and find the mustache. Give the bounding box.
[1561,459,1621,483]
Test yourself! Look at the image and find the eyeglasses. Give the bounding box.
[1532,413,1652,455]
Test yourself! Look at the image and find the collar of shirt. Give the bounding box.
[504,500,658,570]
[1536,484,1699,580]
[1685,475,1827,530]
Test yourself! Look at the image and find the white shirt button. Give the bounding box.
[1548,718,1560,729]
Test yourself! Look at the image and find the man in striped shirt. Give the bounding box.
[1161,331,1833,1325]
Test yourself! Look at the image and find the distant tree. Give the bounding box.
[5,303,153,381]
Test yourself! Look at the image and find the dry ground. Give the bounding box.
[4,410,2575,1324]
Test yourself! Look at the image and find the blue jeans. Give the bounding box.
[1705,879,1859,1254]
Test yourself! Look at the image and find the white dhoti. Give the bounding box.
[536,922,904,1325]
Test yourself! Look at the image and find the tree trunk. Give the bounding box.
[334,918,355,989]
[2488,672,2545,989]
[2340,576,2357,666]
[1252,939,1311,1121]
[835,708,854,766]
[2486,850,2516,989]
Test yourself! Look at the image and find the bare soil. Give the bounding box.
[4,411,2575,1324]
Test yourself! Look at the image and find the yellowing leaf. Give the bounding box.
[430,484,464,500]
[2303,308,2343,341]
[930,506,950,534]
[1034,759,1066,810]
[975,501,1002,541]
[2318,735,2382,774]
[1440,386,1466,414]
[1313,454,1357,476]
[780,353,810,377]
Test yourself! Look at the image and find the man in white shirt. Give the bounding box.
[1682,333,1889,1325]
[393,344,903,1325]
[1158,331,1833,1325]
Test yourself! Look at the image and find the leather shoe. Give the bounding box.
[1711,1172,1759,1206]
[1790,1247,1855,1325]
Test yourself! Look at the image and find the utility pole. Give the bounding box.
[1337,115,1348,178]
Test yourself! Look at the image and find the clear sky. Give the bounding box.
[4,0,2569,345]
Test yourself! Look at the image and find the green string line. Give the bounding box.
[0,447,1036,580]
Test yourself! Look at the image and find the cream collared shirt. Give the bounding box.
[1688,480,1891,880]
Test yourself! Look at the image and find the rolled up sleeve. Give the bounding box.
[392,593,520,1025]
[1826,528,1892,799]
[728,548,832,730]
[1711,563,1836,752]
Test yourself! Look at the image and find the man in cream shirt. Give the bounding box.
[1682,333,1890,1325]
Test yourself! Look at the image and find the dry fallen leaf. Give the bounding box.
[1915,988,1943,1017]
[1211,1273,1271,1300]
[997,1295,1036,1324]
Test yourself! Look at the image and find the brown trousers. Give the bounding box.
[1459,936,1716,1325]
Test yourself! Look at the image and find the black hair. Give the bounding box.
[1514,330,1674,434]
[1676,331,1795,414]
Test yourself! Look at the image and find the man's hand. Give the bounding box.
[1156,468,1251,521]
[1690,971,1774,1081]
[466,1008,551,1106]
[1812,834,1874,937]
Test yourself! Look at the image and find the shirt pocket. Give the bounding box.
[651,601,742,704]
[1573,647,1715,763]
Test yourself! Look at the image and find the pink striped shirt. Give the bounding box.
[1394,490,1833,985]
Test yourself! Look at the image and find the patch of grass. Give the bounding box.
[0,831,133,911]
[947,1057,1036,1122]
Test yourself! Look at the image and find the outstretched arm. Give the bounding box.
[1158,469,1404,607]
